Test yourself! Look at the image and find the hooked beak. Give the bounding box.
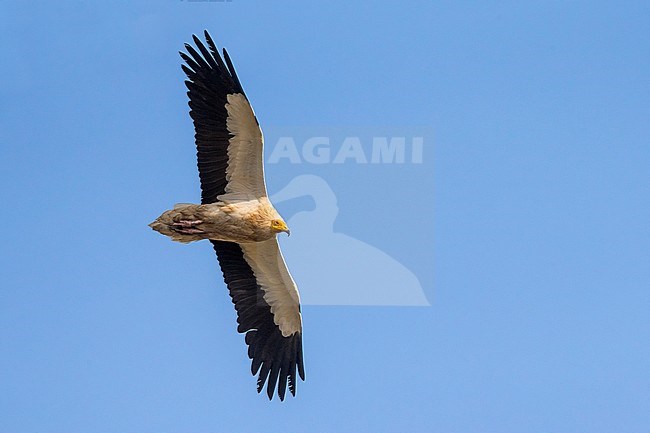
[273,220,291,237]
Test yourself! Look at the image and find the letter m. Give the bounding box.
[371,137,406,164]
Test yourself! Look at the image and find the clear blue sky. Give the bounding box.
[1,1,649,432]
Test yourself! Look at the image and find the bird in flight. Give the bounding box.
[150,31,305,401]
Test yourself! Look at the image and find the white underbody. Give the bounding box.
[151,93,302,337]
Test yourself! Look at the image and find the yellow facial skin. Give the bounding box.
[270,219,291,236]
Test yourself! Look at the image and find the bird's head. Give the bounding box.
[270,219,291,236]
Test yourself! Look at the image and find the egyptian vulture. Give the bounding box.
[149,31,304,401]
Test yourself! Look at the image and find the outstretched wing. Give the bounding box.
[211,239,305,400]
[181,30,266,204]
[181,32,305,400]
